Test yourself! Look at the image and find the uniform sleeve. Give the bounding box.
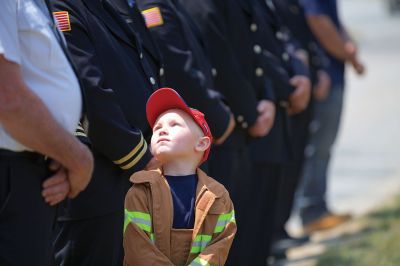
[259,49,294,102]
[272,11,310,78]
[51,0,151,173]
[189,192,237,266]
[300,0,328,16]
[0,0,21,65]
[261,78,276,102]
[283,35,310,77]
[136,1,231,139]
[181,0,259,130]
[288,52,310,77]
[123,184,174,266]
[309,42,330,69]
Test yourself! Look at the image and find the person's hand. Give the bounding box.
[65,143,94,198]
[351,58,365,75]
[42,160,70,206]
[145,157,162,170]
[345,41,358,59]
[248,100,276,137]
[314,70,331,101]
[295,49,309,67]
[345,41,365,75]
[214,114,235,145]
[288,75,311,115]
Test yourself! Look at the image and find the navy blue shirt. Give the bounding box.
[301,0,345,87]
[165,174,198,229]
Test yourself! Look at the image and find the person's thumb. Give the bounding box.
[290,76,300,87]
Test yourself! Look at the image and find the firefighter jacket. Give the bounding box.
[123,168,237,266]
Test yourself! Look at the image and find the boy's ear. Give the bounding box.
[195,136,211,152]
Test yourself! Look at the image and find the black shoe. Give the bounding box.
[270,234,310,257]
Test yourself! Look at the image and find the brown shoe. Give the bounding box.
[303,212,352,234]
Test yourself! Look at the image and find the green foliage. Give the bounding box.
[317,196,400,266]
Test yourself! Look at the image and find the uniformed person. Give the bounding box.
[295,0,364,236]
[110,0,235,147]
[168,0,281,264]
[269,0,332,257]
[50,0,161,264]
[179,0,311,264]
[0,0,93,265]
[245,0,314,261]
[108,0,163,87]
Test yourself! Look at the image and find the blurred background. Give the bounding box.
[289,0,400,224]
[283,0,400,265]
[327,0,400,218]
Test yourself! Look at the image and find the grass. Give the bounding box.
[317,196,400,266]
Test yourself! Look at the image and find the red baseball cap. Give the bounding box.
[146,88,213,164]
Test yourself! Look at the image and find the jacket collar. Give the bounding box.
[236,0,252,15]
[130,168,225,199]
[82,0,135,48]
[110,0,162,63]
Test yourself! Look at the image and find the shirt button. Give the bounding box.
[255,67,264,77]
[159,68,164,76]
[140,53,143,59]
[276,31,284,40]
[211,68,218,77]
[250,23,258,32]
[253,45,262,54]
[266,0,275,11]
[282,52,289,62]
[237,115,244,122]
[150,77,156,85]
[242,122,248,129]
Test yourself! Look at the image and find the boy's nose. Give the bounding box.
[159,129,168,136]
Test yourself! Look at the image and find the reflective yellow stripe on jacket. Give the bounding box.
[214,210,236,233]
[190,234,212,254]
[124,209,155,242]
[189,257,210,266]
[190,210,236,255]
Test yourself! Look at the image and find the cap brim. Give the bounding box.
[146,88,192,128]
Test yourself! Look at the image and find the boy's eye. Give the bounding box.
[171,122,180,127]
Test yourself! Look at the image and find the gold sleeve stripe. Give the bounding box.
[77,125,85,132]
[75,123,87,137]
[75,132,87,137]
[120,141,148,170]
[113,134,144,165]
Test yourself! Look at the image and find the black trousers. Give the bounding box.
[208,135,254,266]
[0,150,56,266]
[54,211,124,266]
[272,105,313,239]
[53,151,128,266]
[251,163,283,265]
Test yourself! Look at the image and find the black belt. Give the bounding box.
[0,149,47,164]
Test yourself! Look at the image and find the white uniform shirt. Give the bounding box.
[0,0,82,152]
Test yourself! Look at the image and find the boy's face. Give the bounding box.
[150,109,207,163]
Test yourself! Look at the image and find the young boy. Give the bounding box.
[123,88,237,266]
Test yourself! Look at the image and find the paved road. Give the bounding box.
[288,0,400,233]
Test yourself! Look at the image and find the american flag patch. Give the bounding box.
[53,11,71,32]
[141,7,164,28]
